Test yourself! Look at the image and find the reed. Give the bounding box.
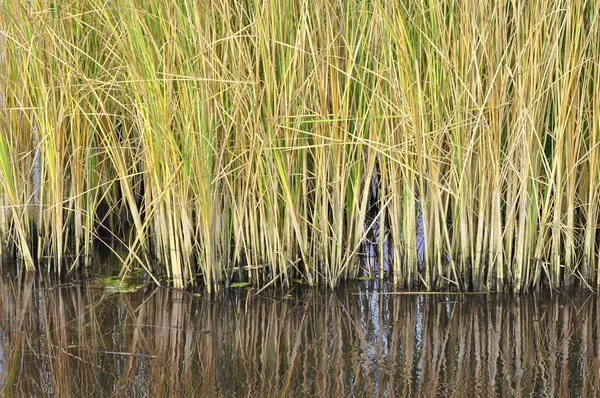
[0,0,599,291]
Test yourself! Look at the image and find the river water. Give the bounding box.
[0,271,598,397]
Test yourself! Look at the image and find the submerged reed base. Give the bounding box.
[1,0,599,292]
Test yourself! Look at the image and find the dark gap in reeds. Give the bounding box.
[1,0,600,292]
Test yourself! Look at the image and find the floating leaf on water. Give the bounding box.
[229,282,251,289]
[97,277,147,293]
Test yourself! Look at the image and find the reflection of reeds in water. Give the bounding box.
[0,277,599,396]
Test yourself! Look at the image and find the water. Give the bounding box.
[0,272,598,397]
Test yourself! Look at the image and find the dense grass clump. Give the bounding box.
[1,0,599,292]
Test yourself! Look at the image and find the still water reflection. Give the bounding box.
[0,274,598,397]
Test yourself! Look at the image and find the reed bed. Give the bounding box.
[0,0,599,291]
[1,275,599,396]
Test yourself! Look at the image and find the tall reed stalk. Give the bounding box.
[0,0,599,291]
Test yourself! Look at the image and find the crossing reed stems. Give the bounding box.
[1,0,599,292]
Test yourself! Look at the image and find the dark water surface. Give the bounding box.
[0,274,598,397]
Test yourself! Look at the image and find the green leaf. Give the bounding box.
[229,282,251,289]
